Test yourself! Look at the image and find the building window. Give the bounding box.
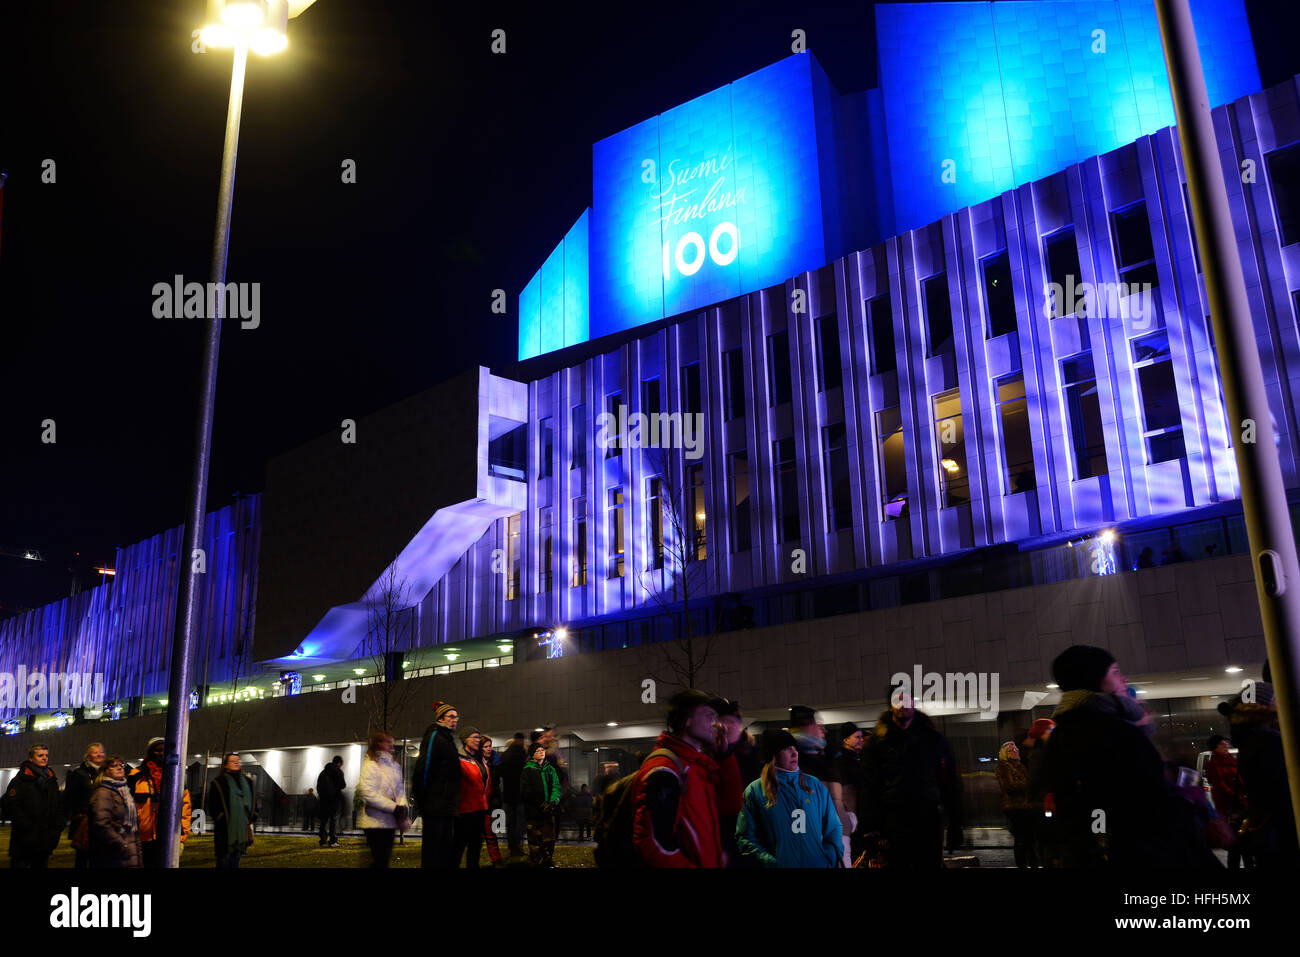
[1132,331,1186,464]
[540,506,553,592]
[729,451,751,552]
[767,330,792,406]
[1044,228,1082,318]
[646,477,664,570]
[642,378,661,419]
[996,375,1035,493]
[1267,142,1300,246]
[1062,353,1108,480]
[571,497,587,586]
[816,313,842,391]
[983,250,1016,338]
[607,487,625,578]
[681,362,702,416]
[878,406,907,518]
[773,437,800,541]
[570,405,585,470]
[605,393,623,457]
[688,463,706,561]
[1112,201,1159,291]
[932,389,969,508]
[924,274,953,355]
[507,513,521,600]
[539,416,553,479]
[868,293,895,374]
[822,423,852,530]
[724,348,745,420]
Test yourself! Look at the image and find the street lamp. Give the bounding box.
[158,0,316,870]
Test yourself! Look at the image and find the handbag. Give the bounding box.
[394,803,410,832]
[71,813,90,851]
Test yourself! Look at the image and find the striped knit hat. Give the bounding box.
[432,700,457,722]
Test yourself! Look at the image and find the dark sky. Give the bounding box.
[2,0,1298,610]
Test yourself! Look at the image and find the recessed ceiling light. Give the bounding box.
[1225,666,1243,674]
[312,674,326,681]
[606,722,618,727]
[1046,683,1059,689]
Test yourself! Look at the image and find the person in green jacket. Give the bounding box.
[737,729,842,868]
[520,744,560,867]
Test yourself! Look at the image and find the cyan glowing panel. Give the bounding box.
[563,210,590,348]
[518,210,591,361]
[591,53,834,338]
[878,0,1260,234]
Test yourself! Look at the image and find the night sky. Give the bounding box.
[2,0,1298,612]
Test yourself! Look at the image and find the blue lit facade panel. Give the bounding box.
[538,242,566,356]
[591,115,664,337]
[563,210,590,348]
[518,272,541,361]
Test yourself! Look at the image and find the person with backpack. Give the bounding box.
[64,742,104,869]
[412,700,463,868]
[618,689,724,868]
[3,743,62,868]
[520,742,561,866]
[88,755,142,868]
[316,755,345,847]
[736,729,842,868]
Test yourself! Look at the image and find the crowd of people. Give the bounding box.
[4,643,1295,869]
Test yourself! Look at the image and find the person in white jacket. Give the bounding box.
[357,731,409,868]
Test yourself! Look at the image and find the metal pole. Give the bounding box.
[1155,0,1300,835]
[159,40,248,868]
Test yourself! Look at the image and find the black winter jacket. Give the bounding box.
[412,723,461,817]
[858,710,963,842]
[316,763,345,805]
[4,761,63,859]
[64,760,100,836]
[501,743,526,804]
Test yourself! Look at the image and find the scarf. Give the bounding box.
[791,731,825,755]
[101,777,139,834]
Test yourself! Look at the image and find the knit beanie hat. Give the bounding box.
[789,704,819,727]
[1028,718,1056,740]
[761,728,798,762]
[458,726,480,743]
[432,700,456,722]
[1051,645,1116,692]
[666,689,714,733]
[837,722,860,743]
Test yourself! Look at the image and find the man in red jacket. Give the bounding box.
[629,689,724,868]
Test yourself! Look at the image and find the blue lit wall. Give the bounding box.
[878,0,1260,233]
[519,0,1261,361]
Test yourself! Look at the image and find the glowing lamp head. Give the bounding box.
[201,0,300,55]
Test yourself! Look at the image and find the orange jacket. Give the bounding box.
[129,761,192,843]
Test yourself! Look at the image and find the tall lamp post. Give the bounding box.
[1155,0,1300,833]
[158,0,316,869]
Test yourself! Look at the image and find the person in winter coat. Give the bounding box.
[1022,718,1060,866]
[128,736,191,867]
[1046,644,1216,868]
[316,756,345,847]
[64,742,104,869]
[857,690,963,869]
[357,731,409,868]
[996,741,1036,868]
[205,752,257,868]
[829,722,864,866]
[501,732,528,858]
[481,736,504,865]
[710,697,749,868]
[520,743,561,867]
[789,705,834,783]
[3,743,63,868]
[1219,671,1296,868]
[301,788,319,832]
[627,689,724,868]
[88,756,142,869]
[412,700,462,868]
[1204,734,1250,870]
[737,729,842,868]
[455,727,492,868]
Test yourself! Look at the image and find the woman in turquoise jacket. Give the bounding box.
[737,729,842,868]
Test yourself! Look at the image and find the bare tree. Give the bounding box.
[639,447,718,691]
[356,562,419,738]
[196,600,255,811]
